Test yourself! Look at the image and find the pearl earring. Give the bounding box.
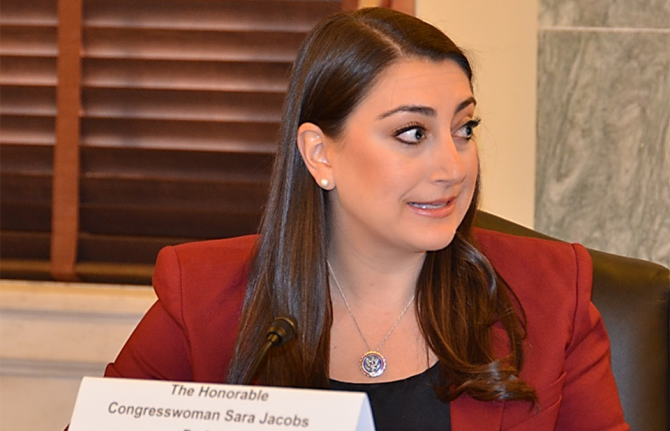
[320,178,330,188]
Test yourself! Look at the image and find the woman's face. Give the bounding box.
[324,59,479,257]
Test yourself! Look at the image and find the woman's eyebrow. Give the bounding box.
[455,97,477,114]
[377,105,436,119]
[377,97,477,120]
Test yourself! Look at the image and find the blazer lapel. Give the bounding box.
[452,395,504,431]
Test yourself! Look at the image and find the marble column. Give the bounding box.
[536,0,670,269]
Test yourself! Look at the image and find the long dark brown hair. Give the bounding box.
[227,7,537,403]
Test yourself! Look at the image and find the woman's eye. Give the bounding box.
[394,125,426,145]
[454,118,481,140]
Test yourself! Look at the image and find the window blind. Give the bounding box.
[0,0,58,280]
[0,0,342,284]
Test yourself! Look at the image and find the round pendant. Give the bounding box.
[360,351,386,378]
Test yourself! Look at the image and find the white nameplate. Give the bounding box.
[69,377,375,431]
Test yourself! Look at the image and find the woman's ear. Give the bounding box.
[296,122,335,190]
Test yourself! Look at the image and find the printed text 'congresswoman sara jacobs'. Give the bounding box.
[105,383,311,427]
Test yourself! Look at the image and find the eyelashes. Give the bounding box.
[393,122,426,145]
[393,117,482,146]
[455,117,481,140]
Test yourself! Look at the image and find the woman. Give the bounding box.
[106,8,628,430]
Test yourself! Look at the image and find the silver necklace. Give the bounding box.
[327,261,415,378]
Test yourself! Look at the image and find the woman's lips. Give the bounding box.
[407,198,457,217]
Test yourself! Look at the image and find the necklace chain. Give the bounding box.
[327,261,415,353]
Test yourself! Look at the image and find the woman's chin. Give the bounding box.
[411,230,458,253]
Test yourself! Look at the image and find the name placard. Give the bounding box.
[69,377,375,431]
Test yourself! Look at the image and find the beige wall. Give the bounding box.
[417,0,539,228]
[0,281,155,430]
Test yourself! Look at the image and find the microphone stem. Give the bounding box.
[243,339,274,385]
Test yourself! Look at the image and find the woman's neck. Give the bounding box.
[327,238,425,307]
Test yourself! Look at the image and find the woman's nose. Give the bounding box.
[429,135,467,185]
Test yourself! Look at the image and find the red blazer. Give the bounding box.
[105,229,628,430]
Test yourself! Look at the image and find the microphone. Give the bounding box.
[243,315,297,384]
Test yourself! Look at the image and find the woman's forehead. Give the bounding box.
[356,59,474,114]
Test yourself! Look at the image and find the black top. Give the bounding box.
[329,363,451,431]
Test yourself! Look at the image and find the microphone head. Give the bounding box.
[266,315,297,347]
